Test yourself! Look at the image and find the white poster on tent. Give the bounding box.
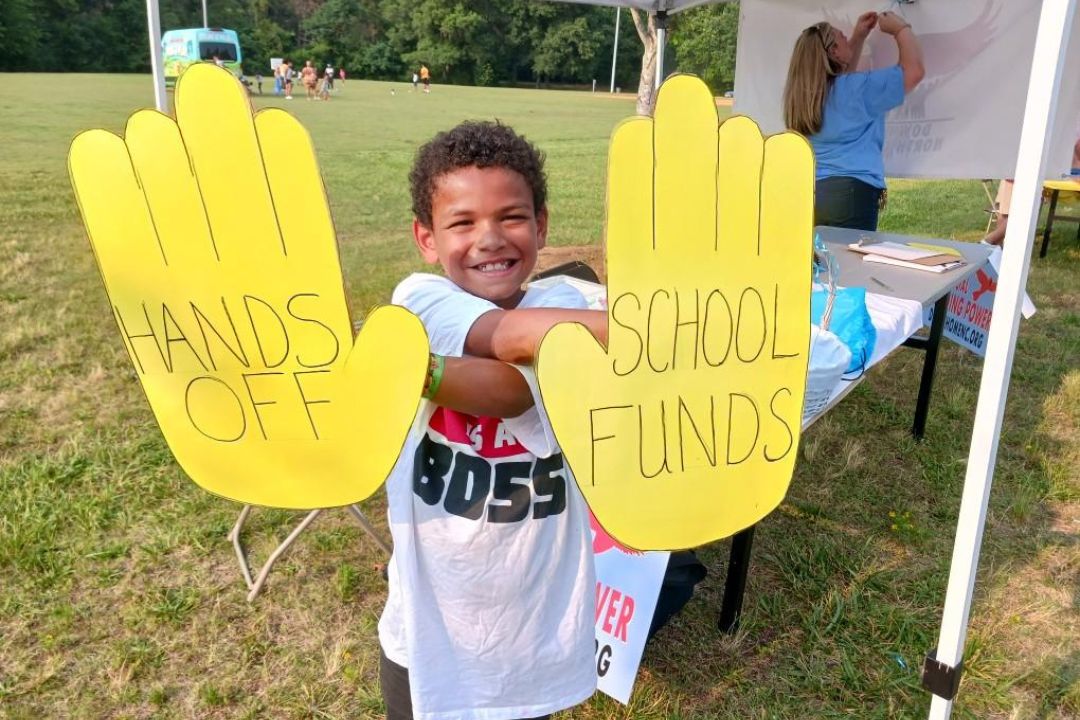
[734,0,1080,179]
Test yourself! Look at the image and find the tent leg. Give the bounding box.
[927,1,1076,717]
[144,0,167,111]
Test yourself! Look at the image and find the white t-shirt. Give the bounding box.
[380,273,597,720]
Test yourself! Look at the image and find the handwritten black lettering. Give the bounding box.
[161,303,209,372]
[725,393,760,465]
[764,387,795,462]
[701,290,733,367]
[771,285,800,360]
[646,289,671,373]
[243,295,290,368]
[113,303,168,374]
[610,293,643,376]
[190,298,251,370]
[638,399,672,478]
[673,289,700,371]
[241,371,283,440]
[293,369,331,440]
[287,293,341,368]
[185,376,246,442]
[735,288,767,363]
[590,405,633,486]
[677,394,717,471]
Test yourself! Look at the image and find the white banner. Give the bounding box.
[734,0,1080,179]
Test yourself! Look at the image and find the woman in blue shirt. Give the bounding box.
[783,11,924,230]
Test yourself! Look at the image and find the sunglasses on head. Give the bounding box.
[812,23,834,52]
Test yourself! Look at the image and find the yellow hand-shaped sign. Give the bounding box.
[68,64,428,509]
[537,75,813,550]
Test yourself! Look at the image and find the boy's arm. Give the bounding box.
[465,308,608,364]
[430,355,535,418]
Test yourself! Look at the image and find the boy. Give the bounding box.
[381,121,607,720]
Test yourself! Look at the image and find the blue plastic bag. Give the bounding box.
[811,287,876,374]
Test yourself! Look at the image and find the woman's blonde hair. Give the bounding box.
[783,22,845,136]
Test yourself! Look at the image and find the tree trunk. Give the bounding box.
[630,9,657,116]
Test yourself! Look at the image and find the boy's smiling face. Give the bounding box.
[414,166,547,309]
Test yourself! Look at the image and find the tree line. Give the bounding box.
[0,0,738,94]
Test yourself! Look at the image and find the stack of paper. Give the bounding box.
[847,241,966,273]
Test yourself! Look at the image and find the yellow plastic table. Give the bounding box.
[1040,178,1080,257]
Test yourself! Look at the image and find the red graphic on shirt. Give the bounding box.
[590,510,641,556]
[972,269,997,302]
[428,407,526,459]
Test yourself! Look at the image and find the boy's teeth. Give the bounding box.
[478,261,511,272]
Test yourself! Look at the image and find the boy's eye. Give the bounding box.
[448,219,473,229]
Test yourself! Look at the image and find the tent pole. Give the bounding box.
[203,0,209,28]
[924,1,1077,717]
[610,7,621,93]
[145,0,167,112]
[655,10,668,89]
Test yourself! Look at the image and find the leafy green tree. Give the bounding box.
[0,0,678,89]
[671,2,739,94]
[238,0,295,74]
[0,0,42,70]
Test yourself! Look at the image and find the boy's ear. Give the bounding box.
[413,219,440,264]
[536,206,548,250]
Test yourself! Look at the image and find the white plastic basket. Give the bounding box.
[803,324,851,425]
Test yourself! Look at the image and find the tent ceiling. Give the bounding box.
[542,0,729,14]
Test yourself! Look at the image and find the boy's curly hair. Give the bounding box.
[409,121,547,227]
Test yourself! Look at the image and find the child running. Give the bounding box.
[380,121,608,720]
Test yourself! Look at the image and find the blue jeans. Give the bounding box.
[815,176,883,231]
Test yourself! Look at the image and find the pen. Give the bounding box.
[870,276,894,291]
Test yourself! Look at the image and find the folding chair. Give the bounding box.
[229,503,391,602]
[981,179,1001,234]
[533,259,601,284]
[224,315,399,602]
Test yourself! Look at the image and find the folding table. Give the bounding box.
[718,228,993,632]
[1039,178,1080,257]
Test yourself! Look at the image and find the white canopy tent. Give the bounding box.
[137,1,1077,716]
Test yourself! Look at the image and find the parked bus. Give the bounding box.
[162,28,242,84]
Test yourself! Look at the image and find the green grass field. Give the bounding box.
[1,73,1077,719]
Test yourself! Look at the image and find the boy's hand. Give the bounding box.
[537,75,813,550]
[68,64,428,509]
